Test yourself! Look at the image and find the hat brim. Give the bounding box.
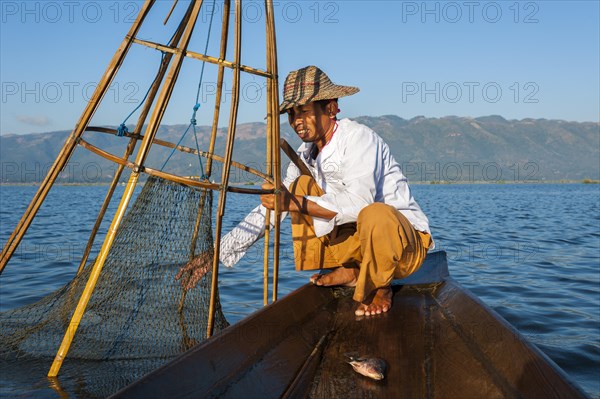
[279,85,359,114]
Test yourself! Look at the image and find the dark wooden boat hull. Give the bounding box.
[112,252,588,398]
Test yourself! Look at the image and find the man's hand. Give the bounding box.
[175,250,214,291]
[260,182,300,211]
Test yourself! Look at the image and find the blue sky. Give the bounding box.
[1,0,599,135]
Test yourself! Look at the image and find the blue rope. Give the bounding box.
[117,123,129,137]
[191,106,205,179]
[161,121,194,170]
[116,52,165,137]
[115,21,179,137]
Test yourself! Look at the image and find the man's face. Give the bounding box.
[287,102,330,143]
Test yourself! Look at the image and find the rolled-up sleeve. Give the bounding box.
[306,132,381,237]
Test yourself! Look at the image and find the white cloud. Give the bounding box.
[15,115,52,127]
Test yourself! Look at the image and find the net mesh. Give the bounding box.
[0,175,228,364]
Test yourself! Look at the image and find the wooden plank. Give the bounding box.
[309,286,431,398]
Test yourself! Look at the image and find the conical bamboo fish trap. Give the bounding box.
[0,0,283,384]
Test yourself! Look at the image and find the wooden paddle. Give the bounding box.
[280,138,312,177]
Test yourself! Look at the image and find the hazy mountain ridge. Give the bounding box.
[1,116,598,183]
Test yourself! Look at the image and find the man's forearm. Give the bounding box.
[289,194,337,219]
[260,183,336,220]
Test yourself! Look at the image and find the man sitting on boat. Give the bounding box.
[178,65,433,317]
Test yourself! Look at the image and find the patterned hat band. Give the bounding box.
[279,66,359,114]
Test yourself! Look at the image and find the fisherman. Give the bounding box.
[177,66,433,317]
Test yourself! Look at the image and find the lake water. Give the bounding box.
[0,183,599,398]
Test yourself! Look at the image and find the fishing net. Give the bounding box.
[0,175,228,363]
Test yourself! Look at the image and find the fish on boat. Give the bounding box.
[111,251,589,399]
[345,353,387,381]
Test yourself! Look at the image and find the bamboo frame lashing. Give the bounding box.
[0,0,156,275]
[207,0,242,338]
[48,0,205,377]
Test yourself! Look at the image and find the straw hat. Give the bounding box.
[279,66,359,114]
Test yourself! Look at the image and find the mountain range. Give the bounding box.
[1,115,598,183]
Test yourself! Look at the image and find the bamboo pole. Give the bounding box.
[262,209,272,306]
[265,0,274,304]
[263,6,273,306]
[132,38,270,78]
[47,172,139,377]
[266,0,282,303]
[48,0,205,377]
[164,0,179,25]
[207,0,242,338]
[0,0,156,275]
[205,0,231,177]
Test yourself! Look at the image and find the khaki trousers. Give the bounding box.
[290,175,431,302]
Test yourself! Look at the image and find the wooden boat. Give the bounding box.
[112,251,589,398]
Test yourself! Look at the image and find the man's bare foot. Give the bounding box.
[310,266,358,287]
[355,287,393,317]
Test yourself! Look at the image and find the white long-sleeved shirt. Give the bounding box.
[219,118,432,267]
